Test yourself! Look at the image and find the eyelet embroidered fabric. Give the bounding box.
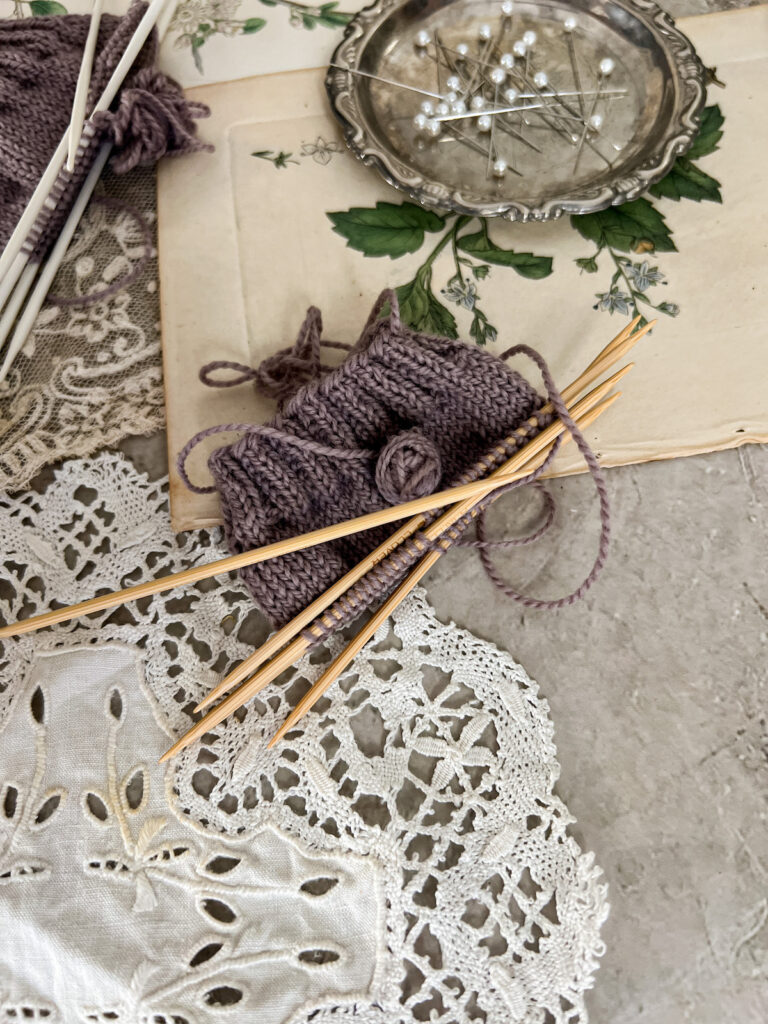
[0,167,163,493]
[0,451,608,1024]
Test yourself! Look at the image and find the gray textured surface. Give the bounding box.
[426,445,768,1024]
[120,427,768,1023]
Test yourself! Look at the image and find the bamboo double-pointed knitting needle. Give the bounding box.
[0,317,648,640]
[0,407,604,640]
[267,395,619,749]
[66,0,105,172]
[193,317,646,714]
[159,374,630,763]
[160,440,559,764]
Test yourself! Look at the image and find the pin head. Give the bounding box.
[500,52,514,69]
[436,101,450,116]
[512,39,526,56]
[413,113,428,132]
[477,114,492,131]
[470,95,486,111]
[589,112,603,131]
[446,74,461,92]
[504,87,518,103]
[420,100,434,116]
[493,158,507,177]
[478,22,492,41]
[426,118,442,137]
[599,57,615,76]
[490,67,506,85]
[533,71,548,88]
[501,0,514,14]
[414,29,430,49]
[456,42,469,57]
[522,29,537,47]
[451,99,467,115]
[564,15,576,32]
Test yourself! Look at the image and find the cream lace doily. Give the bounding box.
[0,452,608,1023]
[0,168,163,493]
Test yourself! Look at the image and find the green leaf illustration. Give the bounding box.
[397,267,458,338]
[29,0,68,12]
[686,105,724,160]
[649,156,722,203]
[317,1,352,25]
[243,17,267,33]
[457,231,553,279]
[328,202,445,259]
[575,256,599,273]
[571,198,676,254]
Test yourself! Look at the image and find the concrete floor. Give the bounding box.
[119,428,768,1024]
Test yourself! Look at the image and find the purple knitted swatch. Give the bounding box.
[0,4,212,264]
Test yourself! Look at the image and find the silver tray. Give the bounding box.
[326,0,705,221]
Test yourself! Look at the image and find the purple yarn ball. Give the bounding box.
[375,429,443,505]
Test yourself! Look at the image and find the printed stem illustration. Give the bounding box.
[572,102,724,323]
[327,202,553,344]
[173,0,352,73]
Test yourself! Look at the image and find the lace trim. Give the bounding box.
[0,451,608,1023]
[0,167,163,492]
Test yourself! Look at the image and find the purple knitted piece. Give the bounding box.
[179,293,548,627]
[179,291,613,629]
[0,4,212,263]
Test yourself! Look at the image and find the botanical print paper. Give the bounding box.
[7,0,366,87]
[157,7,768,530]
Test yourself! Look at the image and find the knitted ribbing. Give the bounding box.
[179,293,547,628]
[0,6,146,257]
[0,5,212,264]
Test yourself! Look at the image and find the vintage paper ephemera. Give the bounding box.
[158,8,768,530]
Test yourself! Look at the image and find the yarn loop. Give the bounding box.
[375,430,443,505]
[93,67,213,174]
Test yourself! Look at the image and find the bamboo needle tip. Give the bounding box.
[158,743,182,764]
[267,717,298,749]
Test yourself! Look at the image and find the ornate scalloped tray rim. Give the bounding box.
[326,0,706,222]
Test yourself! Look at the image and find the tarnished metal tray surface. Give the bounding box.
[326,0,705,221]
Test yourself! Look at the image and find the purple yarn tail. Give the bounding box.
[198,307,354,408]
[473,344,611,609]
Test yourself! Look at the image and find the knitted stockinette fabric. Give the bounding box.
[179,296,545,628]
[0,4,211,261]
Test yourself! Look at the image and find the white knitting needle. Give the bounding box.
[0,0,169,287]
[156,0,180,42]
[0,142,112,387]
[0,263,39,353]
[0,254,29,313]
[66,0,105,172]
